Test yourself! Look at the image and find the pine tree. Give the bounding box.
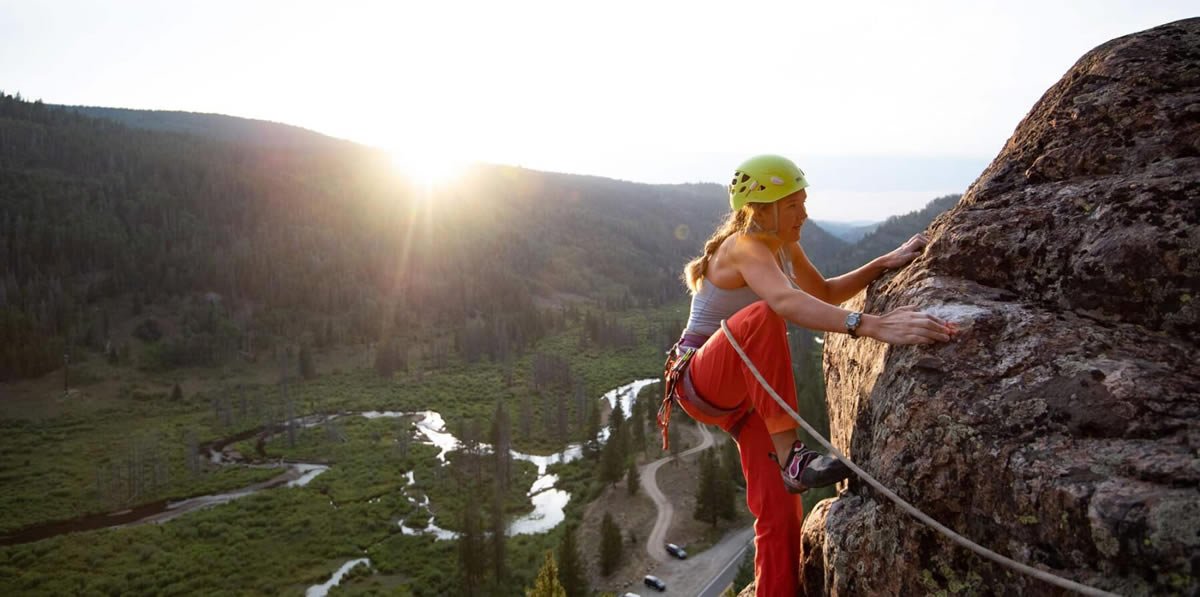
[715,445,738,521]
[520,390,534,441]
[583,398,601,459]
[732,544,756,592]
[600,435,624,486]
[491,401,512,491]
[631,399,647,454]
[373,340,397,377]
[458,498,486,597]
[626,460,640,496]
[722,437,744,487]
[526,551,566,597]
[600,512,624,576]
[491,489,507,586]
[600,400,628,484]
[298,345,315,379]
[556,525,586,597]
[609,399,625,440]
[694,448,719,525]
[490,401,511,584]
[555,387,569,443]
[645,386,659,429]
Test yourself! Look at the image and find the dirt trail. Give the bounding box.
[640,422,714,562]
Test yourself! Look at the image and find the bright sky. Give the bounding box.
[2,1,1194,221]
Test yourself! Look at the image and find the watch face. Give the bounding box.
[847,312,861,328]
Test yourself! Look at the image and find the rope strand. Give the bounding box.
[719,319,1119,597]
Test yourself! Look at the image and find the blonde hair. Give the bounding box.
[682,204,770,293]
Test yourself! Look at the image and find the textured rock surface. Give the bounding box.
[801,19,1199,597]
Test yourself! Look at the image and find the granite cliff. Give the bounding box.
[797,18,1199,596]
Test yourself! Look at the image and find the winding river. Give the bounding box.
[0,377,659,596]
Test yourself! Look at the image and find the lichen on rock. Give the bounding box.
[801,18,1200,597]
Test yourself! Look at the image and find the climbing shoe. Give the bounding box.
[774,440,851,494]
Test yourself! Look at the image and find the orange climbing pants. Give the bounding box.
[675,301,804,597]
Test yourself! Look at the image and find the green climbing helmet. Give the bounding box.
[728,154,809,211]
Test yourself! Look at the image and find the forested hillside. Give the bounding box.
[799,220,850,272]
[826,194,962,274]
[0,94,956,383]
[57,105,351,150]
[811,220,881,243]
[0,94,731,380]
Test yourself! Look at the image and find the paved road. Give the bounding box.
[625,422,754,596]
[622,523,754,596]
[697,529,753,597]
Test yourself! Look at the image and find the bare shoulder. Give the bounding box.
[705,234,749,288]
[730,233,777,264]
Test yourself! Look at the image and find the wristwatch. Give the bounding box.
[845,312,862,338]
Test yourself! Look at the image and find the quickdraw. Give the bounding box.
[656,342,696,450]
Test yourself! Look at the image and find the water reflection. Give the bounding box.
[305,558,370,597]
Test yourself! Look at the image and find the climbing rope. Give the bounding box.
[719,319,1120,597]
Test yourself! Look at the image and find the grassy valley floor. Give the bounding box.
[0,303,689,595]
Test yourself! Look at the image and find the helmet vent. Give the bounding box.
[739,173,750,183]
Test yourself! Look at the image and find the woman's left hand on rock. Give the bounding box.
[878,233,930,269]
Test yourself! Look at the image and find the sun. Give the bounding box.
[390,148,469,189]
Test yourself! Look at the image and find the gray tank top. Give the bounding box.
[684,246,797,338]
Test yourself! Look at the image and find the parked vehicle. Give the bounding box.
[665,542,688,559]
[643,575,666,591]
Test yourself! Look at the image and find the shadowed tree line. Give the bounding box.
[0,93,727,381]
[0,92,958,382]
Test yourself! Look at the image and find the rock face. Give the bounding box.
[802,19,1199,597]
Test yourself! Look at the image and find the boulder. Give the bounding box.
[802,18,1199,597]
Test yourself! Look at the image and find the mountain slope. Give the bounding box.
[0,96,915,381]
[1,96,742,379]
[811,220,881,243]
[826,194,962,275]
[56,105,352,150]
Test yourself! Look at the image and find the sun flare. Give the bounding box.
[390,149,469,189]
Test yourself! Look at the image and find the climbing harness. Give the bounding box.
[657,332,752,450]
[718,319,1119,597]
[657,341,694,450]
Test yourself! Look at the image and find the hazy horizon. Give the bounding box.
[4,1,1193,221]
[26,99,978,222]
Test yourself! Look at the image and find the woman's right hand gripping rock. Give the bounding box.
[860,305,959,345]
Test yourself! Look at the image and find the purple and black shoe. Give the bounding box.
[774,440,851,494]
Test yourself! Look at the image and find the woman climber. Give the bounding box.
[659,154,959,596]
